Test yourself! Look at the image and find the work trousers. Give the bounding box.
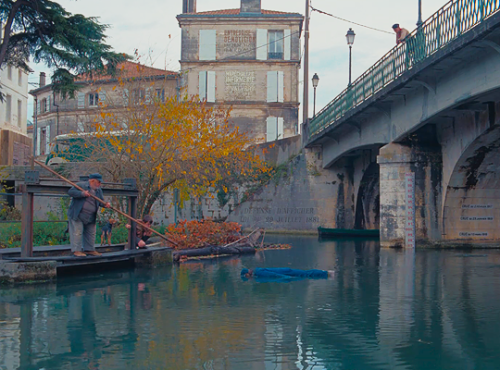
[69,218,97,252]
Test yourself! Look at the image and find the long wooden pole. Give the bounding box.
[33,159,178,247]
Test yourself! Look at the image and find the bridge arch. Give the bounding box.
[354,162,380,230]
[442,125,500,242]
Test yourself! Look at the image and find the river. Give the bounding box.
[1,235,500,369]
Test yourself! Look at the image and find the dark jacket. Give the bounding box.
[67,181,105,221]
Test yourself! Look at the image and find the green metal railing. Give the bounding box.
[309,0,500,138]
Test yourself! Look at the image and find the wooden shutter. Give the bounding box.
[36,128,41,156]
[207,71,216,103]
[77,92,85,109]
[199,30,216,60]
[36,99,40,115]
[278,71,284,102]
[284,29,291,60]
[122,89,129,106]
[99,90,106,103]
[277,117,284,139]
[256,29,268,60]
[45,125,51,154]
[266,117,277,142]
[46,95,51,112]
[199,71,207,101]
[267,72,278,102]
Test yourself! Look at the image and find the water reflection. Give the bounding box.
[1,237,500,369]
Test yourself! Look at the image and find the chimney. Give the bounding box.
[182,0,197,13]
[241,0,261,14]
[39,72,46,87]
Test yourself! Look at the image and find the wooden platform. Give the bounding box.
[0,244,171,270]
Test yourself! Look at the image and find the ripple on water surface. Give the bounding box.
[1,236,500,369]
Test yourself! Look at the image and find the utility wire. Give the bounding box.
[310,6,393,35]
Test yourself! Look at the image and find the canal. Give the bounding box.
[1,235,500,369]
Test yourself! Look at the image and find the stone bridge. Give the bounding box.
[305,0,500,247]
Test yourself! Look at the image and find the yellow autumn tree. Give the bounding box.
[76,70,271,217]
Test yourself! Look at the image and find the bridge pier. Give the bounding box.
[378,141,442,248]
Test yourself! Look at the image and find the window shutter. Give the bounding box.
[47,95,51,112]
[207,71,216,103]
[266,117,277,142]
[284,29,291,60]
[256,29,268,60]
[123,89,129,106]
[199,71,207,101]
[199,30,216,60]
[278,71,284,103]
[267,72,278,102]
[77,92,85,109]
[99,90,106,103]
[277,117,284,139]
[36,99,40,115]
[45,125,51,154]
[36,128,41,156]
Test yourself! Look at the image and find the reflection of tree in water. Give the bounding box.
[3,241,500,369]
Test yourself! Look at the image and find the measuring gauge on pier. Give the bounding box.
[405,173,416,248]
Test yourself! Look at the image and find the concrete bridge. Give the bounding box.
[305,0,500,247]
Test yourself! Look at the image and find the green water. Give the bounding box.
[1,235,500,369]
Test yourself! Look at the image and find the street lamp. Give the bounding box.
[346,28,356,85]
[312,73,319,117]
[417,0,423,27]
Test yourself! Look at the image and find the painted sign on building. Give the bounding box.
[223,30,256,58]
[225,71,256,100]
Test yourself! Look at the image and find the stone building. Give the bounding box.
[0,63,31,167]
[177,0,303,143]
[0,64,29,135]
[29,61,179,158]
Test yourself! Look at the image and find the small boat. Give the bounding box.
[318,227,380,238]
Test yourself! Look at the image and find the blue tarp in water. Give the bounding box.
[241,268,329,282]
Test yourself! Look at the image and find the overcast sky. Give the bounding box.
[29,0,448,120]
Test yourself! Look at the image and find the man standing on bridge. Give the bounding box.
[392,24,410,44]
[68,173,110,257]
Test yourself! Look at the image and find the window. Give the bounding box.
[132,88,146,104]
[7,65,12,80]
[267,71,284,103]
[77,121,85,133]
[266,117,284,142]
[88,92,99,107]
[41,98,48,113]
[199,30,216,60]
[17,100,22,127]
[268,31,284,60]
[18,69,22,86]
[5,95,12,123]
[199,71,216,103]
[156,89,165,102]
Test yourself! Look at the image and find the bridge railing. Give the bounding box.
[309,0,500,138]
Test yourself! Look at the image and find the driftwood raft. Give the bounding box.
[172,229,272,262]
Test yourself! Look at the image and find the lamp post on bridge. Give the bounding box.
[417,0,423,27]
[312,73,319,117]
[346,28,356,86]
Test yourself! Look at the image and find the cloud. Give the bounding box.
[29,0,448,121]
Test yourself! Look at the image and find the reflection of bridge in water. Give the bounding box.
[1,239,500,369]
[306,0,500,247]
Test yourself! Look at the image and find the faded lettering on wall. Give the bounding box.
[225,71,256,100]
[239,207,319,224]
